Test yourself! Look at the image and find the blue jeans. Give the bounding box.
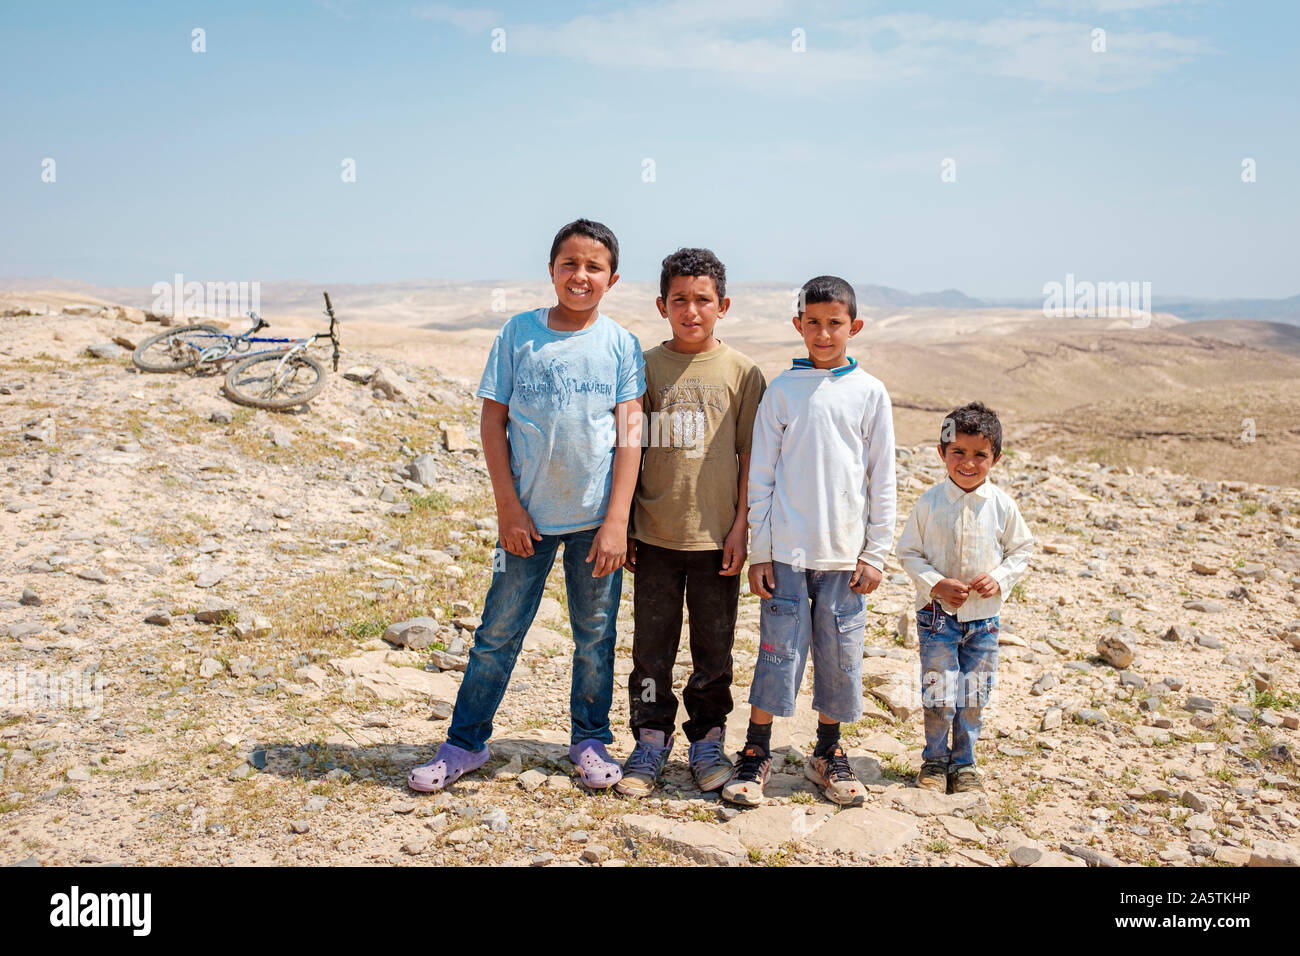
[748,561,866,723]
[446,527,622,752]
[918,602,999,768]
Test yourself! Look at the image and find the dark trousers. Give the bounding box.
[629,541,739,743]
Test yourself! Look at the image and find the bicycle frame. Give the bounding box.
[195,320,306,364]
[182,296,339,368]
[219,292,339,408]
[260,342,312,383]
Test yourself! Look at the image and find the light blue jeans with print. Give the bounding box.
[917,602,999,768]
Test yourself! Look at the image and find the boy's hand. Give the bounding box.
[931,578,970,609]
[720,522,747,576]
[623,537,637,574]
[498,500,542,557]
[968,572,1000,599]
[748,561,775,598]
[587,522,627,578]
[849,561,882,594]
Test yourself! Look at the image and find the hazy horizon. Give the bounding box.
[2,274,1294,312]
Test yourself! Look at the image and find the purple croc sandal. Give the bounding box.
[569,739,623,790]
[407,742,490,792]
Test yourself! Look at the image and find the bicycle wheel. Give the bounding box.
[224,351,327,410]
[132,324,225,372]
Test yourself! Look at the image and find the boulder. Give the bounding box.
[804,805,920,857]
[371,367,412,402]
[382,617,439,650]
[620,815,747,866]
[1097,631,1136,669]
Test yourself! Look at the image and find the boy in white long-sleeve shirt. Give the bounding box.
[896,401,1033,794]
[721,275,897,807]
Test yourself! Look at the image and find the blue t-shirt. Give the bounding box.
[477,308,646,534]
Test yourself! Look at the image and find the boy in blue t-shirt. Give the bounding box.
[408,218,646,792]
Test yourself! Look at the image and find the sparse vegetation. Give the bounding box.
[2,302,1297,870]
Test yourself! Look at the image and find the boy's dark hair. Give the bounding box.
[659,247,726,302]
[549,218,619,275]
[940,401,1003,458]
[799,275,856,320]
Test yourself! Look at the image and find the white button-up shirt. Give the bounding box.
[895,477,1034,622]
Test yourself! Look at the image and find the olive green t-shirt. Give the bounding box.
[631,341,767,550]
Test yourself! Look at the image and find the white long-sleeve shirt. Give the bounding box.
[747,365,897,571]
[895,477,1034,622]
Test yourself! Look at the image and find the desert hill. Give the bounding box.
[0,303,1297,867]
[5,280,1300,487]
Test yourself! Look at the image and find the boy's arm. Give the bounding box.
[987,498,1034,596]
[720,452,751,576]
[723,366,764,576]
[623,393,647,573]
[481,398,540,557]
[746,389,782,566]
[895,499,944,597]
[588,396,643,577]
[857,389,898,572]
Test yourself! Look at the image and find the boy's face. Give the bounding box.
[548,235,618,314]
[938,432,1000,491]
[792,300,862,369]
[656,275,729,352]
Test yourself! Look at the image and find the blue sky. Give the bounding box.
[1,0,1296,298]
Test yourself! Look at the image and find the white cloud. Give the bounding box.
[412,2,1215,94]
[1035,0,1200,12]
[411,2,500,33]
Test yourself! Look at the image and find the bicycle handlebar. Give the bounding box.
[323,291,339,372]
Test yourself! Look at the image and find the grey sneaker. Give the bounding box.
[615,729,673,797]
[688,726,734,792]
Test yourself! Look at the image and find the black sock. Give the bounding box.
[814,721,841,757]
[746,720,771,754]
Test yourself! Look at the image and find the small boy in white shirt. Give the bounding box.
[896,401,1033,794]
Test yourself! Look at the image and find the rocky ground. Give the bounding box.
[1,306,1298,868]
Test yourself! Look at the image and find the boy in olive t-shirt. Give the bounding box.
[616,247,766,797]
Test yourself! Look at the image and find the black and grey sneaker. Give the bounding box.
[720,743,771,806]
[805,745,866,806]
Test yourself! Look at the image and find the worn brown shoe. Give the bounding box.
[948,765,984,794]
[917,760,949,793]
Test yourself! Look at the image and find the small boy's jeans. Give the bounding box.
[917,602,999,769]
[446,527,621,752]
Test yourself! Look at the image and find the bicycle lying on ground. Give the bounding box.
[131,292,341,410]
